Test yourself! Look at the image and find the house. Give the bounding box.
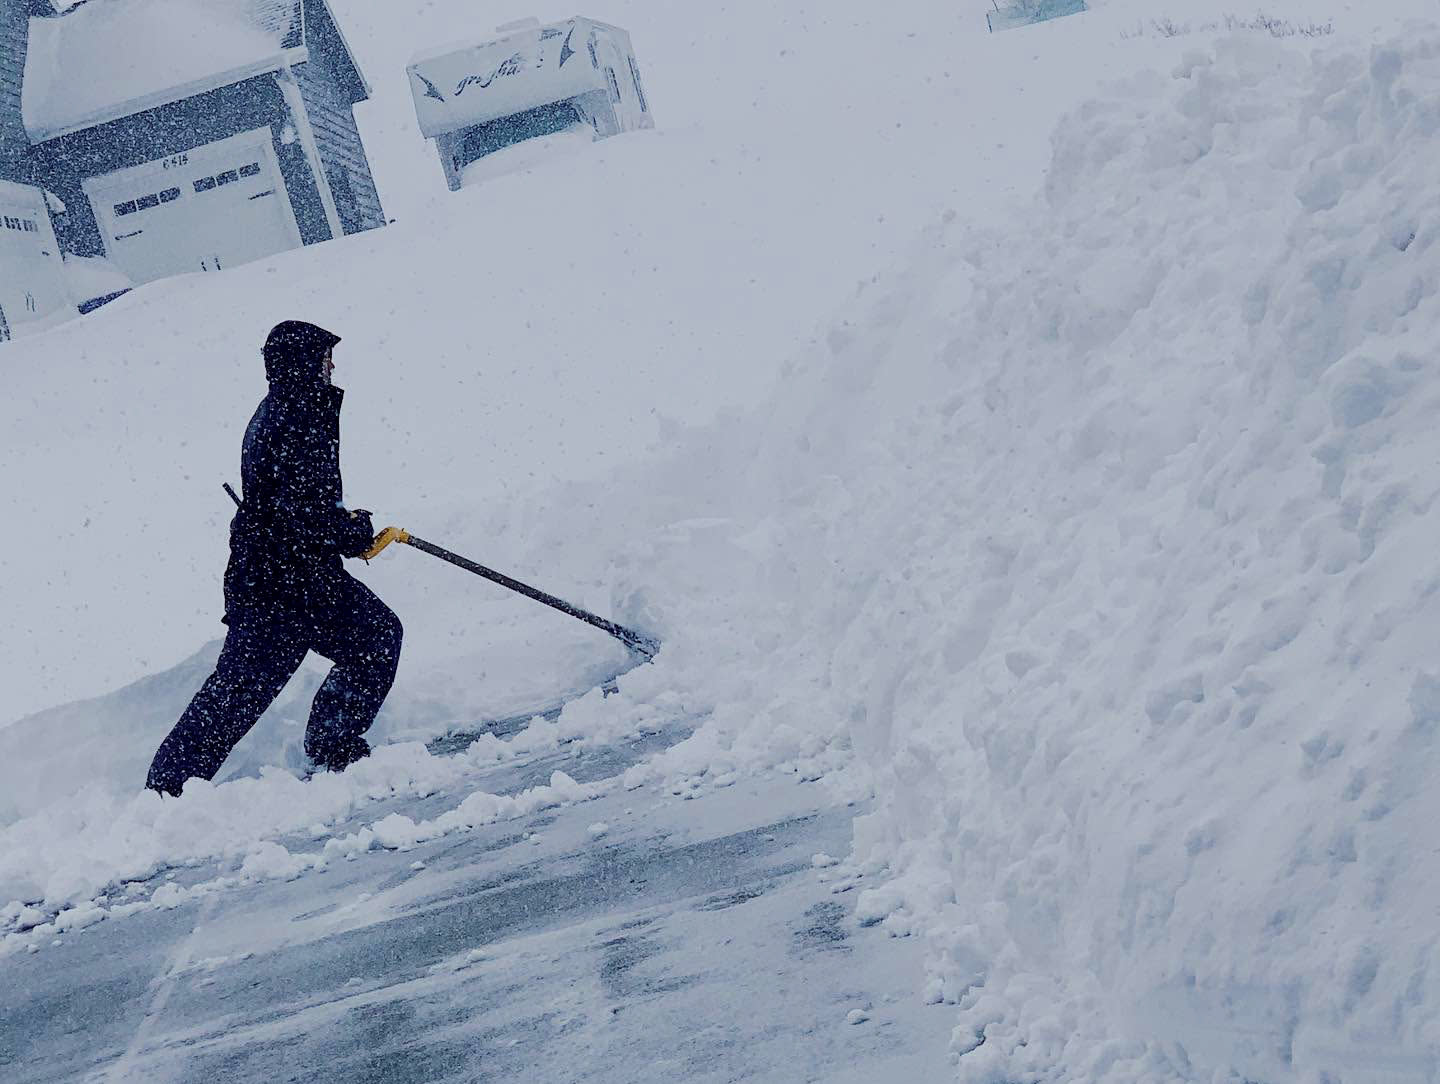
[408,17,653,192]
[1,1,69,339]
[0,0,387,339]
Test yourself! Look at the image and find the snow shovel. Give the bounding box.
[363,527,659,661]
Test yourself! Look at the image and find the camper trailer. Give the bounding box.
[408,17,653,191]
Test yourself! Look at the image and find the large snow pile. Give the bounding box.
[475,16,1440,1080]
[666,30,1440,1082]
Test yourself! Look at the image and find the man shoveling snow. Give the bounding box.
[146,321,402,797]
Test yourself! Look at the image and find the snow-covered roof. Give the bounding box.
[408,17,615,138]
[23,0,307,143]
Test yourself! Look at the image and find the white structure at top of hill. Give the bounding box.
[407,16,653,190]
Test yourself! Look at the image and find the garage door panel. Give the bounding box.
[84,129,301,286]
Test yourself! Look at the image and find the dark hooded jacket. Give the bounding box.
[223,321,374,621]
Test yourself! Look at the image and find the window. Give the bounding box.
[605,67,621,104]
[239,162,261,178]
[460,101,586,161]
[628,57,649,113]
[116,185,183,215]
[194,177,217,192]
[588,39,599,68]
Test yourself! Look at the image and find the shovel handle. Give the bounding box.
[364,526,659,660]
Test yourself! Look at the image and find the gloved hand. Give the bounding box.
[339,508,376,558]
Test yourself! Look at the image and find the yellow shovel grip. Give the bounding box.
[363,526,411,560]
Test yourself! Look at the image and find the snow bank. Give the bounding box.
[324,770,595,856]
[0,743,454,911]
[687,28,1440,1082]
[62,255,132,306]
[428,12,1440,1078]
[0,677,669,919]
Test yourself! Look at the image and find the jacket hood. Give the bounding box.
[263,320,342,389]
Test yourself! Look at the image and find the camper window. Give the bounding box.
[605,67,622,104]
[628,58,649,113]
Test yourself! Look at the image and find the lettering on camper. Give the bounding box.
[454,53,533,97]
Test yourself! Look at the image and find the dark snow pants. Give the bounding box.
[146,573,402,797]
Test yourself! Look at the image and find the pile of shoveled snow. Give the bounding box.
[0,676,676,939]
[655,29,1440,1083]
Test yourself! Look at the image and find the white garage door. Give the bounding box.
[0,180,73,342]
[83,128,302,286]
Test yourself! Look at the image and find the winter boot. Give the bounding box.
[305,733,371,774]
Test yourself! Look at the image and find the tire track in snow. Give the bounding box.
[95,893,220,1084]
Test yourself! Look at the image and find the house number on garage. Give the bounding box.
[161,154,190,170]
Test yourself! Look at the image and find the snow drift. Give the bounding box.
[512,16,1440,1080]
[698,29,1440,1083]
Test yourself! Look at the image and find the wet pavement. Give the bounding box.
[1,715,953,1083]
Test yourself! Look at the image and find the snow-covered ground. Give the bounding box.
[6,0,1440,1080]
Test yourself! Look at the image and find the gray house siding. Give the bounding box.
[293,0,385,233]
[26,77,336,256]
[294,62,385,233]
[0,0,34,185]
